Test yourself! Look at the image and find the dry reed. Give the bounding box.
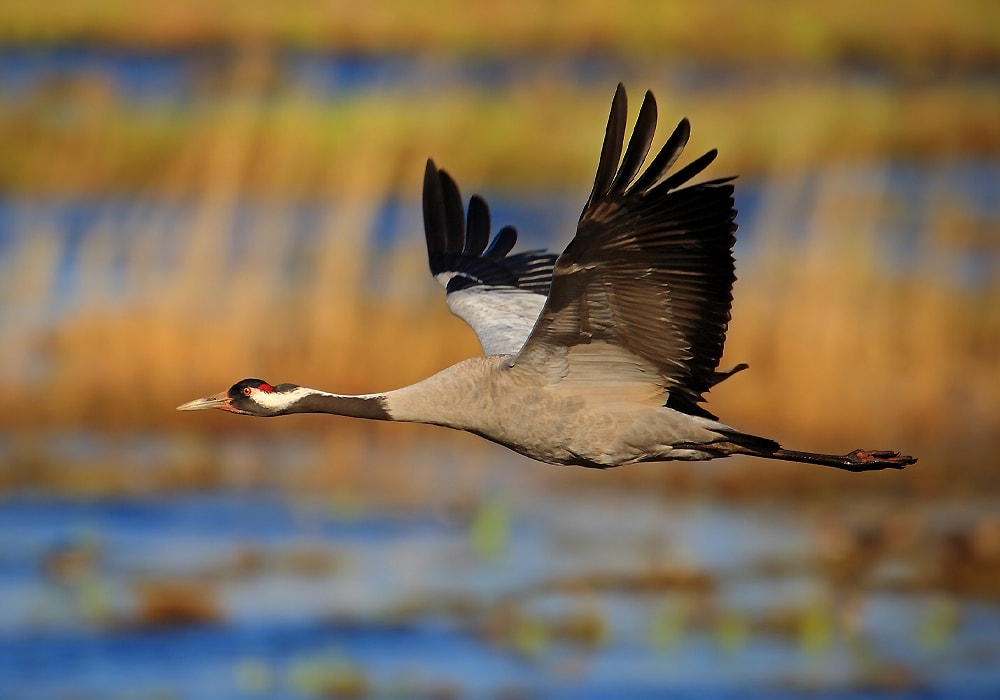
[1,168,996,463]
[0,0,997,72]
[2,81,999,195]
[1,59,997,483]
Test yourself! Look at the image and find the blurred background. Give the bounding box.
[1,1,999,698]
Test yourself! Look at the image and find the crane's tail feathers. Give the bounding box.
[712,429,916,472]
[710,362,749,388]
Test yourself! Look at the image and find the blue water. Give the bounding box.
[0,47,610,101]
[3,45,997,106]
[3,45,1000,699]
[1,478,998,699]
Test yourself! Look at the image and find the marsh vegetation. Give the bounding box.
[1,2,998,697]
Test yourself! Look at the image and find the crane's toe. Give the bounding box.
[845,449,917,471]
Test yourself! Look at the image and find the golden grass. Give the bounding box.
[0,0,997,72]
[1,178,997,469]
[3,80,999,195]
[1,58,998,482]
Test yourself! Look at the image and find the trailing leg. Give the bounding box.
[709,430,916,472]
[756,447,915,472]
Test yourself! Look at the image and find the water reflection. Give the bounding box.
[1,438,998,698]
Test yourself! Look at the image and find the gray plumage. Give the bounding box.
[178,84,915,474]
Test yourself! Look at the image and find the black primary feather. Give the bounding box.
[424,159,557,296]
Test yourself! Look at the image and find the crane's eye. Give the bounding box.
[242,386,253,396]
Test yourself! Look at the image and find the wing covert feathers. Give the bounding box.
[515,84,739,419]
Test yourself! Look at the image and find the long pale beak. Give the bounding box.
[176,392,231,411]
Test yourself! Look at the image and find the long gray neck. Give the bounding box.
[281,390,392,420]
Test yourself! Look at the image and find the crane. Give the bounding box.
[178,85,915,472]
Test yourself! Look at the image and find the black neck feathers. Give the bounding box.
[284,392,391,421]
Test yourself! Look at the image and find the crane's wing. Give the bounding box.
[423,159,557,355]
[513,85,739,419]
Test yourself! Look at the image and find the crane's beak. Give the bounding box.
[176,391,231,412]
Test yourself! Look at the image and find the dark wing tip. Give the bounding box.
[484,226,518,259]
[629,118,692,195]
[647,149,719,199]
[608,89,657,197]
[423,158,477,258]
[464,195,491,256]
[585,87,719,205]
[422,162,556,295]
[586,83,628,208]
[437,169,466,254]
[423,159,447,265]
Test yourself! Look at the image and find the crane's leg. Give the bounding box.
[710,430,916,472]
[760,447,915,472]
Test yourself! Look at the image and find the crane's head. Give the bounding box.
[177,378,301,417]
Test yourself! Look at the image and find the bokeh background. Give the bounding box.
[1,1,999,698]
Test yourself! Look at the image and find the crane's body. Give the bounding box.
[178,85,915,473]
[369,356,728,468]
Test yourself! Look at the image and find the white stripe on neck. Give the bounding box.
[250,386,381,410]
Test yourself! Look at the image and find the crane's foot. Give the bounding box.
[842,449,916,472]
[760,445,918,472]
[717,430,917,473]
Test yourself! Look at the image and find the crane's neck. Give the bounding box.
[260,358,501,424]
[263,387,392,420]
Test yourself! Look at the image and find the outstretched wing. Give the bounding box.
[513,85,738,419]
[423,159,557,355]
